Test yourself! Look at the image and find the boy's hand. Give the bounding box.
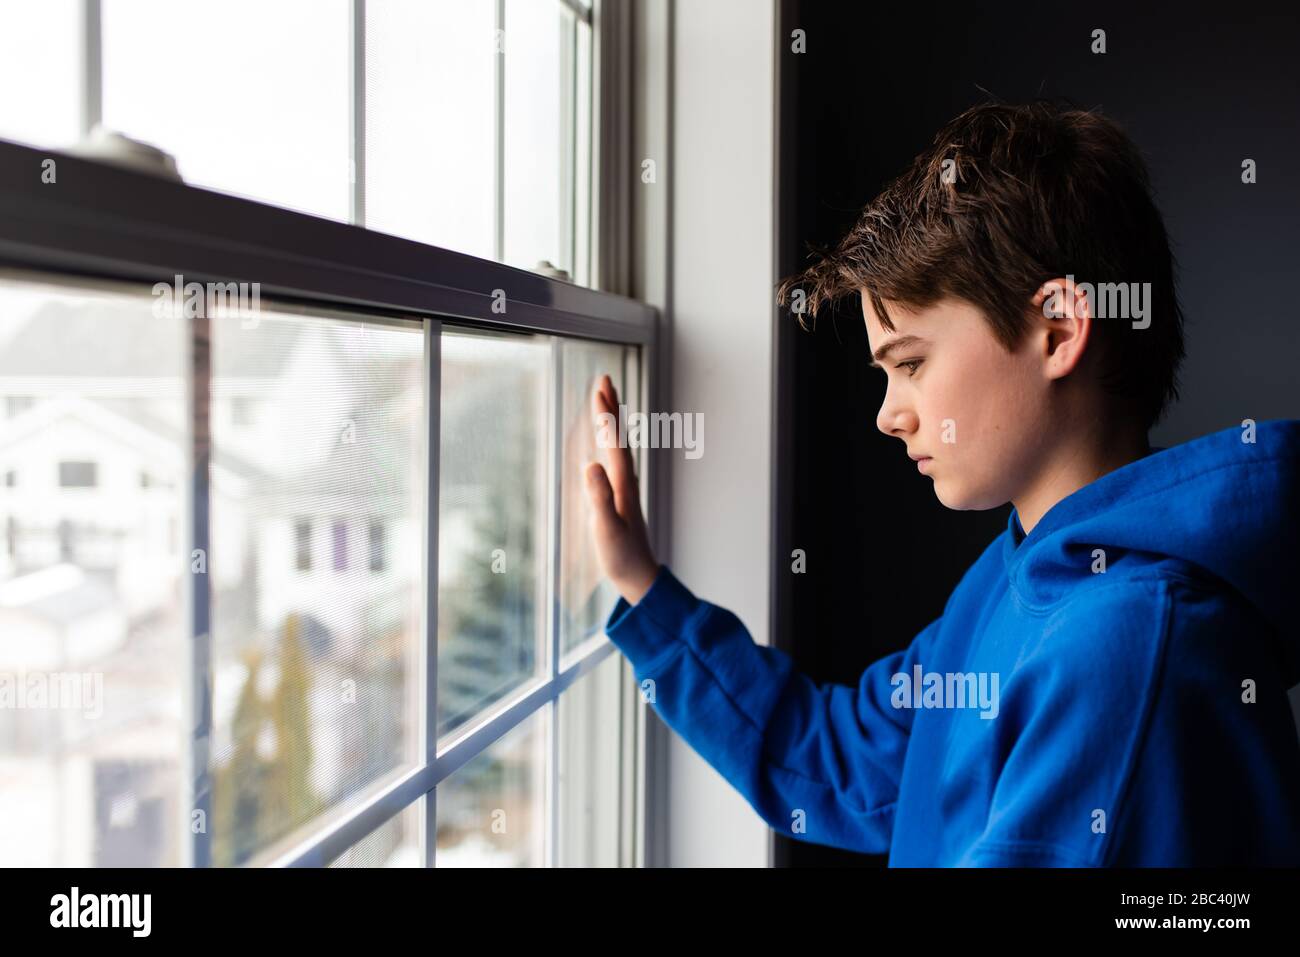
[584,374,660,605]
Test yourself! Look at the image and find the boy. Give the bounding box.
[582,102,1300,866]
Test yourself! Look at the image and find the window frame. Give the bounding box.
[0,0,659,865]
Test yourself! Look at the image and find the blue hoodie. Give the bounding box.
[603,419,1300,865]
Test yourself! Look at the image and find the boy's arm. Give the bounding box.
[582,371,933,851]
[605,564,942,853]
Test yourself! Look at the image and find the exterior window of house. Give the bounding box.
[332,519,348,572]
[367,520,385,574]
[0,0,644,871]
[58,460,96,488]
[295,518,313,572]
[4,395,33,417]
[57,518,74,561]
[4,470,14,487]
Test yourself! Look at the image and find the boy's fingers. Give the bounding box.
[603,374,623,415]
[592,385,620,468]
[592,376,641,518]
[583,461,619,527]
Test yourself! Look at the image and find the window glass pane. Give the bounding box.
[209,306,424,867]
[503,0,565,273]
[573,17,593,286]
[436,708,546,867]
[58,460,98,488]
[368,520,386,573]
[294,519,312,573]
[0,273,187,866]
[558,338,635,653]
[437,329,549,739]
[328,797,424,868]
[364,0,496,257]
[0,1,82,149]
[101,0,351,221]
[557,652,621,866]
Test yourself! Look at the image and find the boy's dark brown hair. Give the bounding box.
[776,100,1185,430]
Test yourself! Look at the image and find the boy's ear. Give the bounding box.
[1033,277,1091,321]
[1029,277,1093,380]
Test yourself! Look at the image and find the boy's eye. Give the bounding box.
[896,358,924,377]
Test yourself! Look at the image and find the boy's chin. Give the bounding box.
[931,481,966,510]
[931,477,1004,512]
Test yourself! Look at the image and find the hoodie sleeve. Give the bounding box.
[603,564,942,854]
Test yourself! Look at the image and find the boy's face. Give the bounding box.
[863,294,1050,512]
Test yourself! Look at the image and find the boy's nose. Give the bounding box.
[876,397,918,439]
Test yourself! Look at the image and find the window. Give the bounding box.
[437,330,549,736]
[58,460,97,488]
[5,395,34,417]
[363,0,593,278]
[328,798,425,868]
[368,520,386,574]
[102,0,352,221]
[295,519,313,573]
[209,308,424,865]
[0,2,82,149]
[0,0,652,869]
[0,265,648,869]
[436,709,546,866]
[558,338,638,655]
[0,277,187,866]
[1,1,595,283]
[557,651,623,865]
[4,470,14,488]
[364,0,497,258]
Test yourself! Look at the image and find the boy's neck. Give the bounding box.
[1013,426,1152,536]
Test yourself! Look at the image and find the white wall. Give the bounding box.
[667,0,776,867]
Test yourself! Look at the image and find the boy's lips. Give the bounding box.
[908,452,933,473]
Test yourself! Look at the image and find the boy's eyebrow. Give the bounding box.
[868,334,929,368]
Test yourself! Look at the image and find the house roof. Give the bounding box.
[0,395,268,483]
[0,299,301,379]
[0,564,119,625]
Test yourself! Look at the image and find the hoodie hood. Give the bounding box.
[1004,419,1300,679]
